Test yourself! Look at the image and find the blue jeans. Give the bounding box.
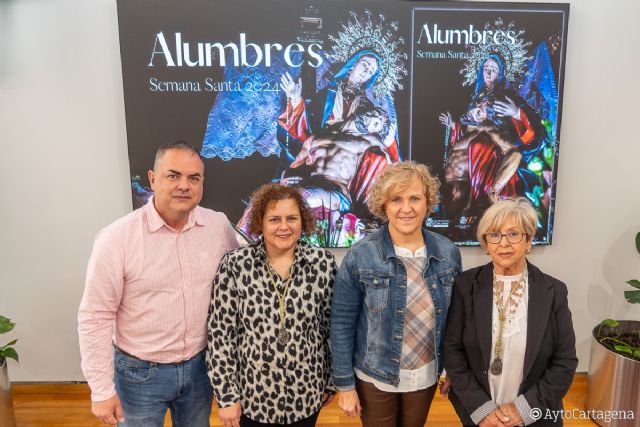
[114,348,213,427]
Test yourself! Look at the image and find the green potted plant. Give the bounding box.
[0,316,19,364]
[0,315,18,427]
[587,232,640,426]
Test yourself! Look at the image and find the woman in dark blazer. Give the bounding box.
[444,198,577,426]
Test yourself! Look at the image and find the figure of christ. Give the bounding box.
[440,99,522,215]
[278,51,400,205]
[441,53,548,216]
[288,105,391,214]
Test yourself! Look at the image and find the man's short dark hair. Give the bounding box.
[154,141,202,170]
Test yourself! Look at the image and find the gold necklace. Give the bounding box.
[489,269,527,375]
[266,263,294,346]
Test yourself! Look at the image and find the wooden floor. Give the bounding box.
[11,374,596,426]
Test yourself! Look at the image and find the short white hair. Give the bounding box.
[476,197,537,248]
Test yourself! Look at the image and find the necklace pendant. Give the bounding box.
[490,357,503,375]
[276,328,291,346]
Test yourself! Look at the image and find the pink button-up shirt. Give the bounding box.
[78,200,238,401]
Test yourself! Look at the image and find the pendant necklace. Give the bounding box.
[267,262,294,346]
[490,268,527,376]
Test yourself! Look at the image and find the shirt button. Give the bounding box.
[394,335,403,340]
[397,309,405,315]
[437,309,443,313]
[432,284,437,289]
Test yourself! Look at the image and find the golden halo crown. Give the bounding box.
[328,10,408,98]
[460,18,532,87]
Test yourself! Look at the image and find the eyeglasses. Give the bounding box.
[484,231,526,244]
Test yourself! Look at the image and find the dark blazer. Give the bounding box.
[443,262,577,426]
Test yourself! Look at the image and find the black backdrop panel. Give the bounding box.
[117,0,569,246]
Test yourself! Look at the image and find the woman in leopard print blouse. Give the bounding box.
[206,184,337,427]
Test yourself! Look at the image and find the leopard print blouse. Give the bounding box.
[206,240,336,424]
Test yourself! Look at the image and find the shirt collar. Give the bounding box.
[145,197,203,233]
[393,245,427,258]
[379,224,445,262]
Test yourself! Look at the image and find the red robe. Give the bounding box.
[449,109,535,202]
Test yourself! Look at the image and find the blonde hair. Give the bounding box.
[476,197,537,248]
[367,161,440,220]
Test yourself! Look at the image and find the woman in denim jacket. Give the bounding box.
[331,161,462,427]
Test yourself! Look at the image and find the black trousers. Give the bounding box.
[240,412,320,427]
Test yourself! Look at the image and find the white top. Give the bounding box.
[355,245,438,393]
[489,272,529,405]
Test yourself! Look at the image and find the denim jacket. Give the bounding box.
[331,225,461,389]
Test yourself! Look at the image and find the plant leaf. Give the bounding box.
[624,290,640,304]
[0,339,17,350]
[634,349,640,359]
[0,347,19,363]
[601,319,620,328]
[614,345,633,354]
[635,231,640,255]
[626,279,640,290]
[0,316,15,334]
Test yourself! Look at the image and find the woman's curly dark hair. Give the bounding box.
[246,184,316,236]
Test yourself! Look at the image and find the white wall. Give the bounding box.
[1,0,639,381]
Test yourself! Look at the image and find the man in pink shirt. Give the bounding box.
[78,142,238,426]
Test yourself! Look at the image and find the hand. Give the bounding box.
[91,394,125,425]
[218,401,242,427]
[290,138,312,168]
[493,97,519,118]
[322,392,335,407]
[479,408,510,427]
[338,389,361,417]
[498,403,524,427]
[439,111,454,128]
[439,376,452,396]
[280,72,302,107]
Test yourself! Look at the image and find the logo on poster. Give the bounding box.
[148,32,323,68]
[417,23,516,45]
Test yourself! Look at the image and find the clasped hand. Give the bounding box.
[479,403,524,427]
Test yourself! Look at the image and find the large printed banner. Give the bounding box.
[117,0,569,246]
